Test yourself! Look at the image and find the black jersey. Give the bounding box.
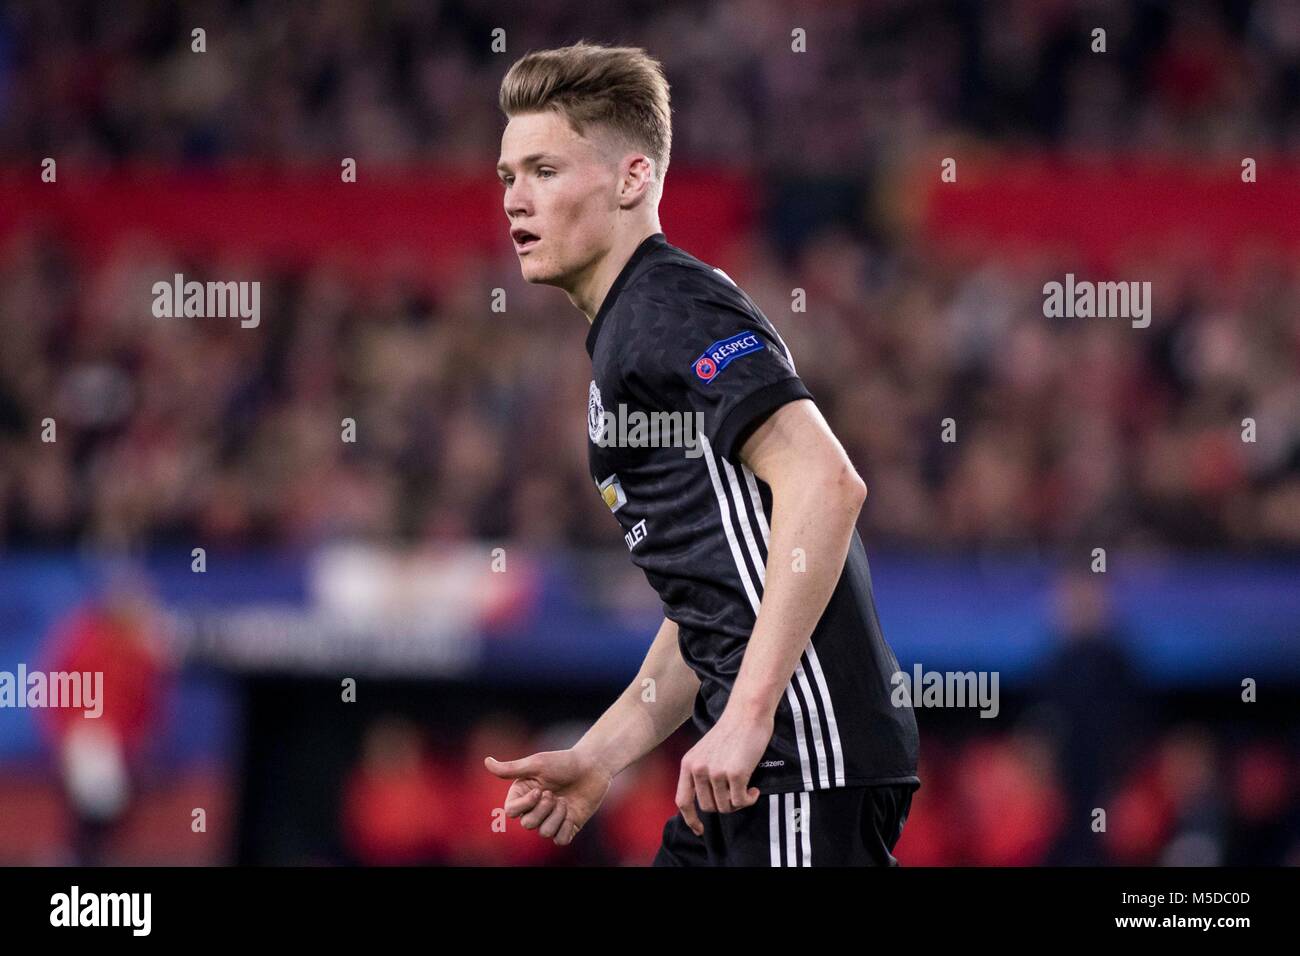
[585,232,919,795]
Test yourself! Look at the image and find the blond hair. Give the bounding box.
[499,41,672,186]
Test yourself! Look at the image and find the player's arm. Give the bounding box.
[484,616,699,845]
[573,615,700,775]
[674,398,865,834]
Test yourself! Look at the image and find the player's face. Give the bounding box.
[499,110,619,288]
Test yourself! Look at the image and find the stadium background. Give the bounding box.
[0,0,1298,865]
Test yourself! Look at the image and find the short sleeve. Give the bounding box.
[620,265,814,461]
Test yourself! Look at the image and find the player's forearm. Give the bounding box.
[572,617,700,778]
[728,461,866,722]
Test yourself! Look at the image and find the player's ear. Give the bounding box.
[619,155,654,207]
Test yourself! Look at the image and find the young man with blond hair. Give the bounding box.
[485,41,919,866]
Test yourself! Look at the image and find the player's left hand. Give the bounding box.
[675,707,771,835]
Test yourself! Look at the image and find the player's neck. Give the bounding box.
[569,224,661,324]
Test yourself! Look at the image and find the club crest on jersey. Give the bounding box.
[692,331,765,383]
[588,380,605,442]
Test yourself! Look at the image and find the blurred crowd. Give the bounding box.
[2,0,1300,168]
[0,231,1296,552]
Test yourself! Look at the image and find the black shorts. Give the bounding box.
[652,782,919,867]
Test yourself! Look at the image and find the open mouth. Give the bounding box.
[511,228,540,253]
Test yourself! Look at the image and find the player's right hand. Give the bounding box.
[484,749,612,847]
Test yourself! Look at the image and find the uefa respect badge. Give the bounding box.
[692,331,765,382]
